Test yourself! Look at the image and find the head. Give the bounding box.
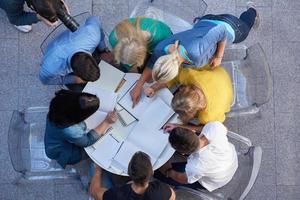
[71,52,100,82]
[152,41,180,83]
[48,90,99,128]
[27,0,61,23]
[171,85,206,123]
[113,18,148,71]
[128,152,153,187]
[169,127,200,155]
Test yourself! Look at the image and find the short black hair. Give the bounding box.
[169,127,200,155]
[48,89,99,128]
[128,152,153,186]
[71,52,100,82]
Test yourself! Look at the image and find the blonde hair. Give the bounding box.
[113,18,148,71]
[152,41,180,83]
[171,85,206,123]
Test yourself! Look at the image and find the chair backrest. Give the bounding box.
[8,107,78,181]
[222,43,272,117]
[130,0,207,34]
[40,12,91,55]
[175,131,262,200]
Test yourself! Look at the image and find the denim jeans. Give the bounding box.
[195,8,257,43]
[154,162,206,190]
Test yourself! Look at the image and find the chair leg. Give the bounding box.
[11,174,24,185]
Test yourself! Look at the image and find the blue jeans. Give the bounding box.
[154,162,206,190]
[195,8,257,43]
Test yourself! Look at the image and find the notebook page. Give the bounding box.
[83,61,125,94]
[118,87,155,119]
[90,134,123,169]
[112,140,156,172]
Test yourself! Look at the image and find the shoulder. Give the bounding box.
[201,122,227,139]
[103,184,131,200]
[146,181,172,199]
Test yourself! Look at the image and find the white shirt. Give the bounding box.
[185,122,238,192]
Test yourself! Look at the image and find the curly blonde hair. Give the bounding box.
[113,18,148,71]
[171,85,207,123]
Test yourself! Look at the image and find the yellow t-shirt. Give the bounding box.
[167,65,233,124]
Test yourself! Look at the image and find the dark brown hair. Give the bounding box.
[169,127,200,155]
[71,52,100,82]
[128,152,153,186]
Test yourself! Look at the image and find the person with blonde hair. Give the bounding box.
[144,64,233,125]
[109,17,172,72]
[130,3,259,107]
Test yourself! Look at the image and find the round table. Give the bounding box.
[84,73,176,176]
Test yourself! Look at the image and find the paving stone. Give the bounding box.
[205,0,236,15]
[0,10,18,39]
[17,182,55,200]
[273,9,300,42]
[236,0,273,7]
[273,0,300,10]
[277,186,300,200]
[54,183,89,200]
[0,73,19,110]
[0,111,13,160]
[0,39,18,75]
[0,183,19,200]
[0,158,19,184]
[245,184,276,200]
[18,75,56,110]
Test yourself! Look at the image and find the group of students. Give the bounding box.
[1,0,260,199]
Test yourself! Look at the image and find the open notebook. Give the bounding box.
[111,97,175,172]
[84,60,125,93]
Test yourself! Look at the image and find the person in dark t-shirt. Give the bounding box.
[89,151,176,200]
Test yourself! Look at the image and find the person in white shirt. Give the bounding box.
[156,121,238,192]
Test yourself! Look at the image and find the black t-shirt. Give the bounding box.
[103,181,171,200]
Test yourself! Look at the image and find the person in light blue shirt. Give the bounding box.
[130,2,260,107]
[44,90,117,168]
[40,16,106,85]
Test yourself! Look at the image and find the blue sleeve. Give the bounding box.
[146,40,168,69]
[83,16,106,50]
[211,24,228,42]
[39,57,65,85]
[64,125,100,147]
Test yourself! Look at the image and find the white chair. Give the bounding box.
[7,107,85,185]
[222,43,272,117]
[175,131,262,200]
[130,0,207,34]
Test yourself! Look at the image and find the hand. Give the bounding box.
[159,160,172,174]
[105,111,118,124]
[209,56,222,69]
[144,87,155,98]
[130,82,143,108]
[163,123,179,133]
[37,14,58,27]
[100,52,114,65]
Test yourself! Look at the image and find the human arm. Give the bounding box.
[169,187,176,200]
[130,67,153,107]
[90,165,108,200]
[159,162,188,184]
[209,40,226,69]
[65,112,118,147]
[144,82,167,97]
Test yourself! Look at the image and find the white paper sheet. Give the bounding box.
[91,134,123,169]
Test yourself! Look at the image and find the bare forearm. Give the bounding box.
[215,40,226,58]
[93,121,110,135]
[90,169,107,200]
[139,67,153,84]
[169,170,188,184]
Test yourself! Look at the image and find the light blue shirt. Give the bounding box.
[148,20,234,68]
[40,16,105,85]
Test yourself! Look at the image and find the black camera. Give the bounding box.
[56,2,79,32]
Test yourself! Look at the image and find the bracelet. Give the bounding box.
[215,56,223,59]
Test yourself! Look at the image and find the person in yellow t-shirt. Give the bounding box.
[144,65,233,126]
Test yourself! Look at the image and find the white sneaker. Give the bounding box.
[246,1,260,30]
[14,25,32,33]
